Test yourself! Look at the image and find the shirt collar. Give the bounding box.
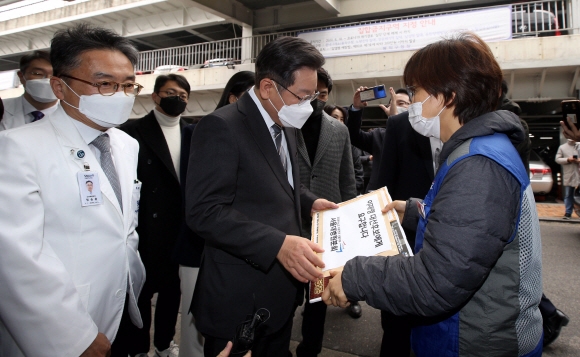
[71,116,104,145]
[248,86,276,130]
[22,96,59,116]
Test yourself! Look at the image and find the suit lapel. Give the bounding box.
[49,106,124,218]
[296,130,311,168]
[312,113,335,168]
[136,112,178,182]
[237,95,294,201]
[108,128,136,231]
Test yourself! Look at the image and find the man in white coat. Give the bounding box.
[0,50,59,130]
[0,24,146,357]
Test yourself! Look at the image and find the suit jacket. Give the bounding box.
[0,105,145,357]
[119,111,186,284]
[186,93,317,339]
[297,112,357,237]
[172,123,205,267]
[346,107,386,191]
[376,112,434,247]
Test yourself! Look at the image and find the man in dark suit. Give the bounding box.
[375,110,438,357]
[346,88,386,193]
[295,68,357,357]
[186,37,338,357]
[117,74,190,357]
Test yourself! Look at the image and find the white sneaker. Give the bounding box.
[155,341,179,357]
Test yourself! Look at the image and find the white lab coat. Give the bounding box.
[0,95,58,131]
[0,105,145,357]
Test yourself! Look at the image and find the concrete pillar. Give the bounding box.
[241,24,253,64]
[570,0,580,34]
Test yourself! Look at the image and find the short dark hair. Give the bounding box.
[216,71,255,110]
[317,68,333,94]
[255,37,325,89]
[395,88,409,97]
[86,181,93,184]
[324,104,348,123]
[403,32,502,124]
[154,74,191,97]
[501,80,509,96]
[19,51,51,73]
[50,23,139,77]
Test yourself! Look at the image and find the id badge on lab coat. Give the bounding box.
[77,171,103,206]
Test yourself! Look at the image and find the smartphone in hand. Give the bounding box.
[562,100,580,130]
[360,85,387,102]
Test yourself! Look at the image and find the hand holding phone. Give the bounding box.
[360,85,387,102]
[561,100,580,141]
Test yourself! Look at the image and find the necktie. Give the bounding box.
[90,134,123,211]
[271,124,287,173]
[31,111,44,122]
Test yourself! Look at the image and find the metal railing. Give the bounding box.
[136,0,573,72]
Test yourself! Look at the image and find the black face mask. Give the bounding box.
[310,98,325,118]
[158,95,187,117]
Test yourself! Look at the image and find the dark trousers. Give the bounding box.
[113,272,181,355]
[539,293,557,319]
[296,298,327,357]
[202,309,295,357]
[111,298,135,357]
[380,311,412,357]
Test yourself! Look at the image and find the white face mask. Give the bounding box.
[396,106,408,114]
[61,80,135,128]
[408,95,446,139]
[25,78,57,103]
[268,84,313,129]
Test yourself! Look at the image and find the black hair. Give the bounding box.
[501,80,509,96]
[154,74,191,97]
[50,23,139,77]
[324,105,348,123]
[86,181,93,184]
[317,68,333,94]
[395,88,409,97]
[19,51,51,73]
[255,36,325,89]
[215,71,255,110]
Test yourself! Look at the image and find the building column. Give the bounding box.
[241,24,253,64]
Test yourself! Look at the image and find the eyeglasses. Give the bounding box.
[406,85,416,102]
[28,72,52,79]
[158,90,188,101]
[60,74,143,96]
[273,80,319,106]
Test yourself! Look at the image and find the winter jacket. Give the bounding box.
[342,110,543,357]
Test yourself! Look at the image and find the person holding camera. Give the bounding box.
[555,139,580,219]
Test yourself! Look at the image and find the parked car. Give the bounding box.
[201,58,238,68]
[153,65,186,74]
[529,150,553,194]
[512,8,560,37]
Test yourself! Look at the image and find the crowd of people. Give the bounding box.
[0,22,571,357]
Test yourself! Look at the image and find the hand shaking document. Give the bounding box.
[309,187,413,302]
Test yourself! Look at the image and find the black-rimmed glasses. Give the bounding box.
[158,90,188,101]
[60,74,144,96]
[273,80,319,105]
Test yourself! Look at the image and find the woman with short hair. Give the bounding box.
[324,32,543,357]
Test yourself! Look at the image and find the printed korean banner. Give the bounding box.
[309,187,413,302]
[297,6,512,58]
